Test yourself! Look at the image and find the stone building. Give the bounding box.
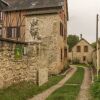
[68,37,94,64]
[0,0,68,88]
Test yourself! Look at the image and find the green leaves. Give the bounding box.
[15,44,23,59]
[67,35,79,52]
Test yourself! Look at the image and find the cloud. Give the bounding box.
[68,0,100,43]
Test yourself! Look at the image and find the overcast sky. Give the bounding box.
[68,0,100,43]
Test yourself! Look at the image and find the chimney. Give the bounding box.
[80,34,82,39]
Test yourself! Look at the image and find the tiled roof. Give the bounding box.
[4,0,20,5]
[0,0,8,10]
[3,0,64,11]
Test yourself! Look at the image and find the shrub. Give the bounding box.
[60,63,70,74]
[91,76,100,99]
[72,58,80,64]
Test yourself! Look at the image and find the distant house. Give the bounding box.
[68,37,94,64]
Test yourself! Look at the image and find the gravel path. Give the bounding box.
[77,67,92,100]
[29,67,77,100]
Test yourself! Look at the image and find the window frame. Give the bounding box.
[84,46,88,52]
[7,27,20,39]
[77,46,81,52]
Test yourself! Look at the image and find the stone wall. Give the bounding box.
[0,41,48,88]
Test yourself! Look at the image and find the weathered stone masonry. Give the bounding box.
[0,41,48,88]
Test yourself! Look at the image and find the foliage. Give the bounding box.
[67,35,79,52]
[60,62,70,74]
[91,76,100,100]
[91,38,100,49]
[91,42,96,49]
[47,67,84,100]
[14,44,23,59]
[0,75,64,100]
[72,58,80,64]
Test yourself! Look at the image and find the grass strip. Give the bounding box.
[90,75,100,100]
[0,75,64,100]
[47,67,84,100]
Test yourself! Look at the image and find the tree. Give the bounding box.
[67,35,79,52]
[91,38,100,49]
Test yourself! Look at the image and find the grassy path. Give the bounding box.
[0,75,65,100]
[77,67,92,100]
[29,67,77,100]
[47,67,84,100]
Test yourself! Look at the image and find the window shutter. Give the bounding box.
[16,27,20,38]
[7,27,12,38]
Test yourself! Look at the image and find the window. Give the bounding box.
[64,48,67,58]
[0,28,2,37]
[77,46,81,52]
[60,22,64,36]
[61,49,63,62]
[0,41,3,47]
[84,46,88,52]
[83,56,86,61]
[7,27,20,38]
[0,12,3,21]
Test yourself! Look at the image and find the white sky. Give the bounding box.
[68,0,100,43]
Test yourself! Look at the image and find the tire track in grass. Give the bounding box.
[29,67,77,100]
[46,67,84,100]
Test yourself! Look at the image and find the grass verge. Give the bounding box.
[91,75,100,100]
[0,75,64,100]
[47,67,84,100]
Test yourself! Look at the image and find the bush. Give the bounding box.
[72,58,80,64]
[60,63,70,74]
[91,76,100,100]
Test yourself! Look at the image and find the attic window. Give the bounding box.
[84,46,88,52]
[77,46,81,52]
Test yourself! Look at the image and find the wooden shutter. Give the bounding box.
[7,27,12,38]
[16,27,20,38]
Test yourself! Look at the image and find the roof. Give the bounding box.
[3,0,64,11]
[25,9,60,16]
[72,38,94,50]
[4,0,20,5]
[0,0,8,10]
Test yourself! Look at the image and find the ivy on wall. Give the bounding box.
[14,44,23,59]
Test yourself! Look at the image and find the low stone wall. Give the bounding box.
[0,41,48,88]
[0,33,66,88]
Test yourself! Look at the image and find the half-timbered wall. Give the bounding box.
[3,11,26,41]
